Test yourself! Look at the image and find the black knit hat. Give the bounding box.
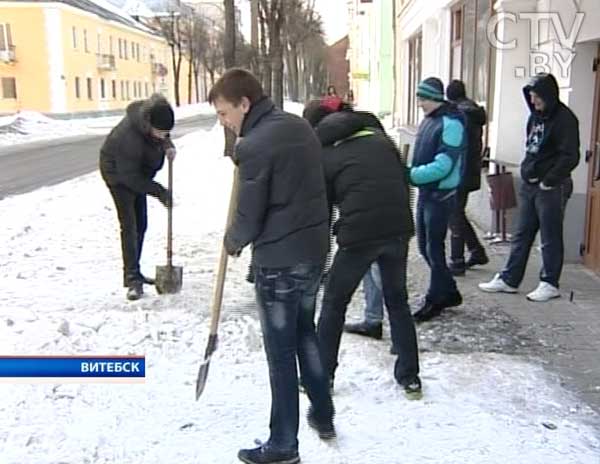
[446,80,466,102]
[150,100,175,130]
[416,77,445,102]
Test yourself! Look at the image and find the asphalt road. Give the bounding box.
[0,114,217,199]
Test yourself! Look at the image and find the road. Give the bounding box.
[0,114,216,199]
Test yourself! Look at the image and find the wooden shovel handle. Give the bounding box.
[208,166,240,335]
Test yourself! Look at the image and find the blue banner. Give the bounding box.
[0,356,145,377]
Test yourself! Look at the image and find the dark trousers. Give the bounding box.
[254,263,334,452]
[317,238,419,384]
[500,178,572,288]
[108,185,147,287]
[448,189,485,265]
[416,193,459,303]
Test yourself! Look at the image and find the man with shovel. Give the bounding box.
[100,94,175,301]
[208,69,335,464]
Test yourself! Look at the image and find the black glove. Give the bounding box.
[158,187,172,208]
[224,234,242,257]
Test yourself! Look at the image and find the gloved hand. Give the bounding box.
[158,187,172,208]
[224,234,242,257]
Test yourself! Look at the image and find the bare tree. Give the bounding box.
[258,0,285,108]
[156,11,185,106]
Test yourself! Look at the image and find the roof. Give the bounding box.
[6,0,160,36]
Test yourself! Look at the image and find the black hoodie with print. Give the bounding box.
[521,73,580,187]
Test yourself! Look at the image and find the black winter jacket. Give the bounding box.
[314,111,414,248]
[99,95,174,197]
[224,97,329,268]
[521,73,580,186]
[454,98,487,191]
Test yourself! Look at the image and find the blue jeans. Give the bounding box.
[416,192,459,303]
[254,263,334,452]
[363,263,384,324]
[318,238,419,383]
[500,178,572,288]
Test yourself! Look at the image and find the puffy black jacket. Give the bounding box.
[314,111,414,248]
[99,95,173,197]
[521,73,580,186]
[454,98,487,191]
[224,97,329,268]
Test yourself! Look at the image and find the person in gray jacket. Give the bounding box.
[99,94,175,301]
[209,69,335,464]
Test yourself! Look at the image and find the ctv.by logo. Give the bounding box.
[487,12,585,79]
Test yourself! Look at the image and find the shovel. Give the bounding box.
[155,157,183,294]
[195,167,239,400]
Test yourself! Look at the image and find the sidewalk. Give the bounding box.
[445,237,600,415]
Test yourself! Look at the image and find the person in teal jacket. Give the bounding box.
[409,77,466,322]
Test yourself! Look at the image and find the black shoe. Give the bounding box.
[140,274,155,285]
[126,283,143,301]
[466,250,489,268]
[343,321,383,340]
[307,407,336,440]
[441,290,463,308]
[399,375,422,400]
[412,299,443,323]
[237,444,299,464]
[449,263,466,276]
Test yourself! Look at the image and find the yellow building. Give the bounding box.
[0,0,190,115]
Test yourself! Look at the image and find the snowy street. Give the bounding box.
[1,120,599,463]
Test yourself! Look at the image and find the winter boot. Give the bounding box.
[307,406,336,440]
[343,321,383,340]
[398,375,422,400]
[466,249,489,267]
[126,283,143,301]
[237,443,299,464]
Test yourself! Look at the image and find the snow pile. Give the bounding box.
[0,121,599,463]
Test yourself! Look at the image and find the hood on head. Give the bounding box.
[523,73,560,117]
[127,94,173,135]
[314,110,383,146]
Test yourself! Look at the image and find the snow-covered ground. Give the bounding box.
[0,102,214,149]
[1,119,599,463]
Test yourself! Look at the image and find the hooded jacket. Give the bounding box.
[224,97,329,268]
[454,98,487,191]
[99,94,174,197]
[314,110,414,248]
[409,103,467,199]
[521,73,580,186]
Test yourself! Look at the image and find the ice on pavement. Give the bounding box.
[0,117,599,463]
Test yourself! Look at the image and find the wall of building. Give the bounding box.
[326,36,350,100]
[0,6,51,113]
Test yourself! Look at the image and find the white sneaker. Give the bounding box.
[478,274,518,293]
[526,282,560,302]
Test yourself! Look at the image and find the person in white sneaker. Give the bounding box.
[479,73,580,302]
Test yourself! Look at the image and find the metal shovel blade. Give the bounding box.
[195,333,218,400]
[155,264,183,294]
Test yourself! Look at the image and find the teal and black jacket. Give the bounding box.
[410,103,467,198]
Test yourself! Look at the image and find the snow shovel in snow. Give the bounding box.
[195,167,240,400]
[156,157,183,294]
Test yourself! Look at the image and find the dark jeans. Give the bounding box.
[254,263,333,452]
[317,238,419,384]
[500,178,573,288]
[108,185,147,287]
[448,189,485,265]
[416,192,459,303]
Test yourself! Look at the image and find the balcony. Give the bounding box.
[0,45,16,63]
[96,53,116,71]
[151,62,168,77]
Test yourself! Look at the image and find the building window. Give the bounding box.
[71,26,77,49]
[124,40,128,59]
[145,82,148,97]
[450,5,463,80]
[118,38,122,59]
[131,42,135,60]
[112,79,117,99]
[1,77,17,99]
[83,29,89,53]
[407,31,423,126]
[97,33,101,54]
[126,80,130,99]
[120,80,125,100]
[87,77,93,100]
[75,77,80,99]
[136,43,140,62]
[109,36,114,55]
[100,78,106,99]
